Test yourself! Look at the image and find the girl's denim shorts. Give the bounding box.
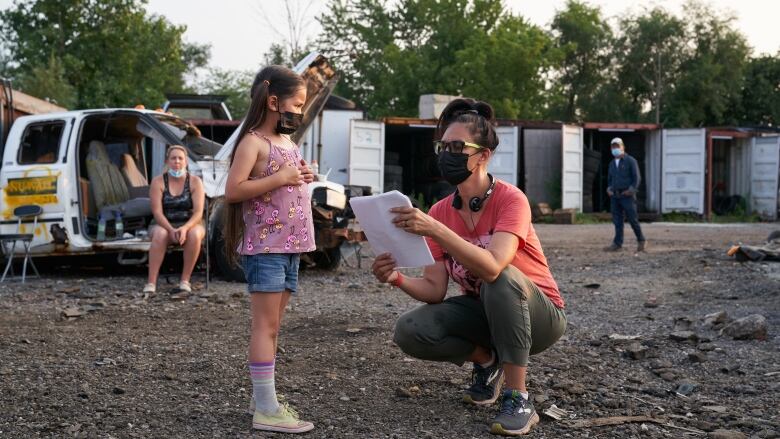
[242,253,300,294]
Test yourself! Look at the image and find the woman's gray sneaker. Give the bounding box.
[463,362,504,406]
[489,390,539,436]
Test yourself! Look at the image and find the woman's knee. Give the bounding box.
[481,267,530,307]
[392,308,441,353]
[151,227,169,243]
[188,225,205,241]
[393,312,419,352]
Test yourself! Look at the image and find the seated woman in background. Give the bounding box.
[143,145,206,295]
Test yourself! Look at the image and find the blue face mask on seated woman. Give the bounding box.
[168,168,185,178]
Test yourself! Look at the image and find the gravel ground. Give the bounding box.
[0,222,778,438]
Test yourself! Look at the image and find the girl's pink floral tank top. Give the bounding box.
[240,132,315,255]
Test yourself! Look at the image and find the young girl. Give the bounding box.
[224,66,315,433]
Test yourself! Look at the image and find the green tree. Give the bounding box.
[731,54,780,126]
[454,15,552,119]
[196,68,255,118]
[318,0,552,119]
[547,0,612,122]
[15,54,77,108]
[0,0,210,109]
[613,7,687,124]
[665,1,750,127]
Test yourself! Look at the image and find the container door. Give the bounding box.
[750,136,780,220]
[348,120,385,194]
[489,126,519,186]
[561,125,583,211]
[661,129,706,214]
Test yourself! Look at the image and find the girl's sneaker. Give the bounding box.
[253,403,314,433]
[178,280,192,293]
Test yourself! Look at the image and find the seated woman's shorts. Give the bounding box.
[242,253,300,294]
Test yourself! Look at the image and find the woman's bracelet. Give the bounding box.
[390,272,404,288]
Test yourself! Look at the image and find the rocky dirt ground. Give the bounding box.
[0,223,778,439]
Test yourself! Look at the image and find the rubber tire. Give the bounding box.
[311,247,341,270]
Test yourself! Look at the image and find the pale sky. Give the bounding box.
[1,0,778,72]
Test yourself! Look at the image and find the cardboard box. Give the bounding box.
[79,177,96,217]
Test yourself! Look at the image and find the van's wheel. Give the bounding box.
[311,247,341,270]
[209,204,246,282]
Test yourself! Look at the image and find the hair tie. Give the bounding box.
[263,80,270,86]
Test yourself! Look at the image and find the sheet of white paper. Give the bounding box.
[349,191,435,268]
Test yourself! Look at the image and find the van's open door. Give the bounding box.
[348,120,384,194]
[750,136,780,220]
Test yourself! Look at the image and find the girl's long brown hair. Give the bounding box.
[223,65,306,266]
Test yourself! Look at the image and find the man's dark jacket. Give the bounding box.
[607,154,640,196]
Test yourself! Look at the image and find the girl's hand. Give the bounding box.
[390,207,439,237]
[276,162,304,186]
[371,253,399,284]
[299,159,315,184]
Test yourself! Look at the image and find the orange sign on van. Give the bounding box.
[4,176,58,205]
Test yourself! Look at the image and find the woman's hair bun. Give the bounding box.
[472,101,494,121]
[435,97,499,150]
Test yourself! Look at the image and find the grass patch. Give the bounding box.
[575,213,610,224]
[661,212,701,222]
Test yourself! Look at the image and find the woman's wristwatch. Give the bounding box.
[390,272,404,288]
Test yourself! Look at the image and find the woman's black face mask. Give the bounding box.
[437,150,481,186]
[276,109,303,135]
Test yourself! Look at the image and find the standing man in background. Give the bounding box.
[604,137,646,252]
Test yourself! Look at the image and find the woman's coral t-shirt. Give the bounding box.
[425,180,564,309]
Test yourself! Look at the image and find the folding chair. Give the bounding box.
[0,205,43,283]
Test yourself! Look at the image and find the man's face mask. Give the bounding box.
[611,147,622,157]
[435,140,486,186]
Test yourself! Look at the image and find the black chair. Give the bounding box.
[0,205,43,283]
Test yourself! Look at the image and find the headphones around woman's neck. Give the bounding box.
[452,173,496,212]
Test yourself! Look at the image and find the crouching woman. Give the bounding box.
[371,98,566,436]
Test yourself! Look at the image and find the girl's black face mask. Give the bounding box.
[276,109,303,135]
[437,150,481,186]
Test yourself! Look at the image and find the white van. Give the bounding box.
[0,54,363,278]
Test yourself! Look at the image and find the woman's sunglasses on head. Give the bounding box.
[434,140,487,155]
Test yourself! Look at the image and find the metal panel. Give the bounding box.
[645,129,662,212]
[750,136,780,220]
[662,129,706,214]
[523,128,562,206]
[489,126,519,186]
[348,120,385,194]
[561,125,583,211]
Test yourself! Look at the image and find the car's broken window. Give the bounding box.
[18,121,64,164]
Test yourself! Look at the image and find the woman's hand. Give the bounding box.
[276,162,304,186]
[173,226,188,246]
[390,207,440,237]
[299,159,315,184]
[371,253,399,284]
